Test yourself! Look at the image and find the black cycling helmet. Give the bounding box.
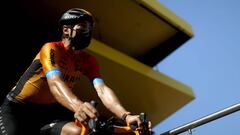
[59,8,94,27]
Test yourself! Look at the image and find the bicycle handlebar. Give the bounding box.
[75,100,152,135]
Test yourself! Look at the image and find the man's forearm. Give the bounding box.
[95,84,129,118]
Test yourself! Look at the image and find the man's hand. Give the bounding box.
[74,102,99,123]
[126,114,152,132]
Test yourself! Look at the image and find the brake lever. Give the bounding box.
[88,100,98,133]
[140,112,151,135]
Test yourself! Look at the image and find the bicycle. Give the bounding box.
[75,100,152,135]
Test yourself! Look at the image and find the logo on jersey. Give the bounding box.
[50,49,55,65]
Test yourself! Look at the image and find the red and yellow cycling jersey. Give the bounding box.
[7,41,101,104]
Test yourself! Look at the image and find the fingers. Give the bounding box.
[75,102,99,122]
[74,111,87,123]
[126,115,142,127]
[135,116,142,127]
[126,115,152,132]
[82,102,99,119]
[148,121,152,131]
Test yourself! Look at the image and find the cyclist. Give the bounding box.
[0,8,151,135]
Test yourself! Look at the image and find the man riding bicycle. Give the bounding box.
[0,8,151,135]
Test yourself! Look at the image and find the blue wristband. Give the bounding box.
[45,68,62,78]
[93,78,104,85]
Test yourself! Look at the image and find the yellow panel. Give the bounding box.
[137,0,193,37]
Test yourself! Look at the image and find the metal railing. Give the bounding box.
[160,102,240,135]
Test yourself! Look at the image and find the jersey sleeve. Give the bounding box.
[40,43,60,74]
[84,55,102,82]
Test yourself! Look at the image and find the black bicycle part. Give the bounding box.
[139,112,151,135]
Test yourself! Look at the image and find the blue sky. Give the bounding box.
[153,0,240,134]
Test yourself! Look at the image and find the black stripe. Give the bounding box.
[50,49,55,65]
[7,59,42,102]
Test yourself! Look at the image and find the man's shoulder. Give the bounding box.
[41,41,63,50]
[43,41,63,47]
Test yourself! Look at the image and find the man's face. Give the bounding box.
[63,21,93,50]
[71,21,92,38]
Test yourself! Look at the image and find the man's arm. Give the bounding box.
[93,79,142,126]
[47,73,98,122]
[94,81,128,118]
[46,73,82,112]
